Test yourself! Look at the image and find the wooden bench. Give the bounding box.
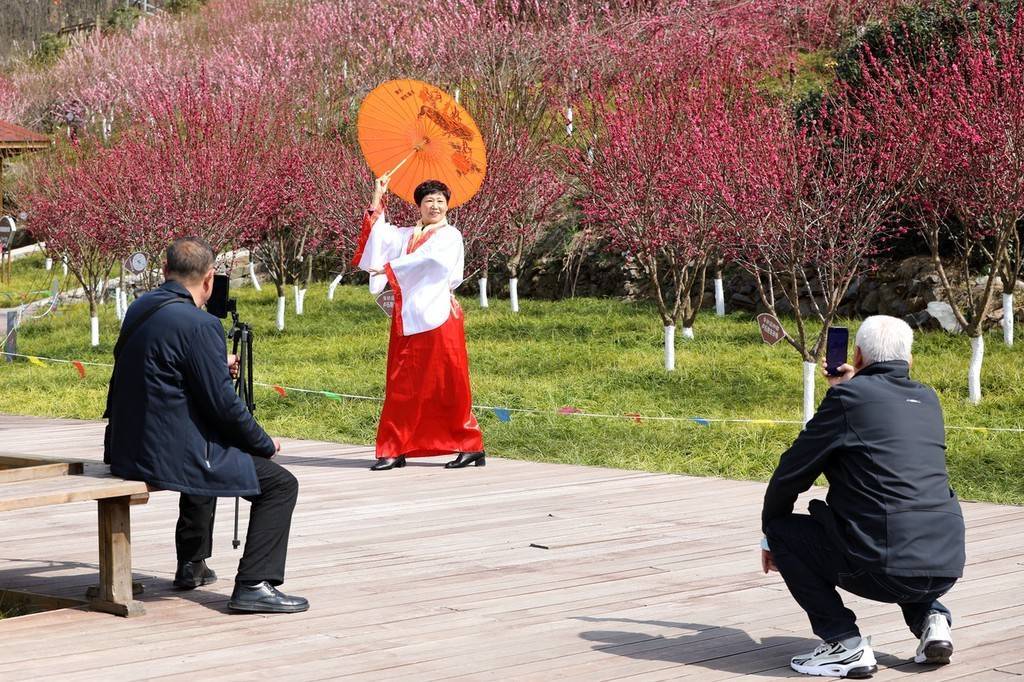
[0,455,151,617]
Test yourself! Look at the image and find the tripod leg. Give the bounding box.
[232,497,240,549]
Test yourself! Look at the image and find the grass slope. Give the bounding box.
[1,258,1022,504]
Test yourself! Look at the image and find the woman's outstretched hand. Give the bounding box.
[371,175,389,211]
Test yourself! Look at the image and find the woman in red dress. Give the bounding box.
[352,175,485,471]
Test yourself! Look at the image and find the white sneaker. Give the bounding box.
[914,612,953,664]
[791,637,878,678]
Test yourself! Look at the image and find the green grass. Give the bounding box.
[2,267,1022,505]
[0,253,75,308]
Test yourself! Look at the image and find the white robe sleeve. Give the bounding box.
[352,210,412,295]
[385,226,465,336]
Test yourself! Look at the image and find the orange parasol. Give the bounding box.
[357,79,487,209]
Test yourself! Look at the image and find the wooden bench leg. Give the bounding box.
[89,496,145,617]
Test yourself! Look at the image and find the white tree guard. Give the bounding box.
[44,257,52,271]
[327,274,343,301]
[248,262,261,291]
[1003,293,1014,346]
[509,277,520,313]
[802,361,817,425]
[276,296,286,331]
[114,287,123,321]
[714,278,725,316]
[478,278,489,308]
[681,326,695,339]
[294,286,306,315]
[968,335,984,404]
[664,325,676,371]
[90,316,100,347]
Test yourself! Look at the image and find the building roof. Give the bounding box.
[0,120,49,153]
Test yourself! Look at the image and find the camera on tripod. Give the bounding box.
[207,274,254,549]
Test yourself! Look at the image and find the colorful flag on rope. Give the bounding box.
[492,408,512,422]
[27,356,45,367]
[273,385,287,397]
[691,417,711,427]
[72,361,86,378]
[323,391,343,401]
[557,406,582,415]
[624,412,643,424]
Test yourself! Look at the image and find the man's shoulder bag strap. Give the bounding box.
[104,297,190,419]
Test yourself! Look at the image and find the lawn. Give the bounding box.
[2,256,1022,505]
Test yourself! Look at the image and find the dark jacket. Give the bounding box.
[104,281,274,496]
[762,361,965,578]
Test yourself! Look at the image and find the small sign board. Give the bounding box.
[757,313,785,345]
[376,289,395,317]
[125,252,149,274]
[0,216,16,248]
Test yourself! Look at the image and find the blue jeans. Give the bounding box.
[766,514,956,642]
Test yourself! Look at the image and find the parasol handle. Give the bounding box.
[382,139,428,179]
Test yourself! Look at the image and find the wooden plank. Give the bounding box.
[0,460,84,483]
[0,474,149,511]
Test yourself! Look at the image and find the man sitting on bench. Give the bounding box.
[104,237,308,614]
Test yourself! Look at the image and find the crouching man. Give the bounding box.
[104,237,308,614]
[761,315,964,678]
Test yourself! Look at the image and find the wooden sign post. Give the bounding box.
[757,313,785,345]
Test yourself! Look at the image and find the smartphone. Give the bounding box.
[206,274,230,319]
[825,326,849,377]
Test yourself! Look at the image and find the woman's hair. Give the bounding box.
[414,179,451,205]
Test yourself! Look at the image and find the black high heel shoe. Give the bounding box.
[444,451,486,468]
[370,455,406,471]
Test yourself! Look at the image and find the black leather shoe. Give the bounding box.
[370,455,406,471]
[227,581,309,614]
[445,451,486,468]
[173,559,217,590]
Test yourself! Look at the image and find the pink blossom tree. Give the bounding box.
[568,56,729,370]
[709,91,916,420]
[855,8,1024,402]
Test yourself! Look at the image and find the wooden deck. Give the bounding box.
[0,414,1021,681]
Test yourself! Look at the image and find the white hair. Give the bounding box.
[855,315,914,365]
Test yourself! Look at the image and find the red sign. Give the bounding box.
[757,313,785,345]
[376,289,395,317]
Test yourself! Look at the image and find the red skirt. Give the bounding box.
[375,302,484,458]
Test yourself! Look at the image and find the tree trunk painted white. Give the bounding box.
[968,335,984,404]
[120,288,128,316]
[509,277,520,313]
[802,361,817,425]
[1002,293,1014,346]
[478,278,489,308]
[682,326,694,339]
[327,274,343,301]
[276,296,286,331]
[248,262,262,291]
[61,259,68,276]
[90,316,100,347]
[44,257,53,271]
[714,277,725,317]
[664,325,676,371]
[294,285,306,315]
[114,287,124,321]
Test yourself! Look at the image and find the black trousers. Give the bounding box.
[175,455,298,585]
[765,514,956,643]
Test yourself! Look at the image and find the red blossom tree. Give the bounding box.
[855,7,1024,402]
[21,141,123,346]
[568,50,741,370]
[708,90,916,420]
